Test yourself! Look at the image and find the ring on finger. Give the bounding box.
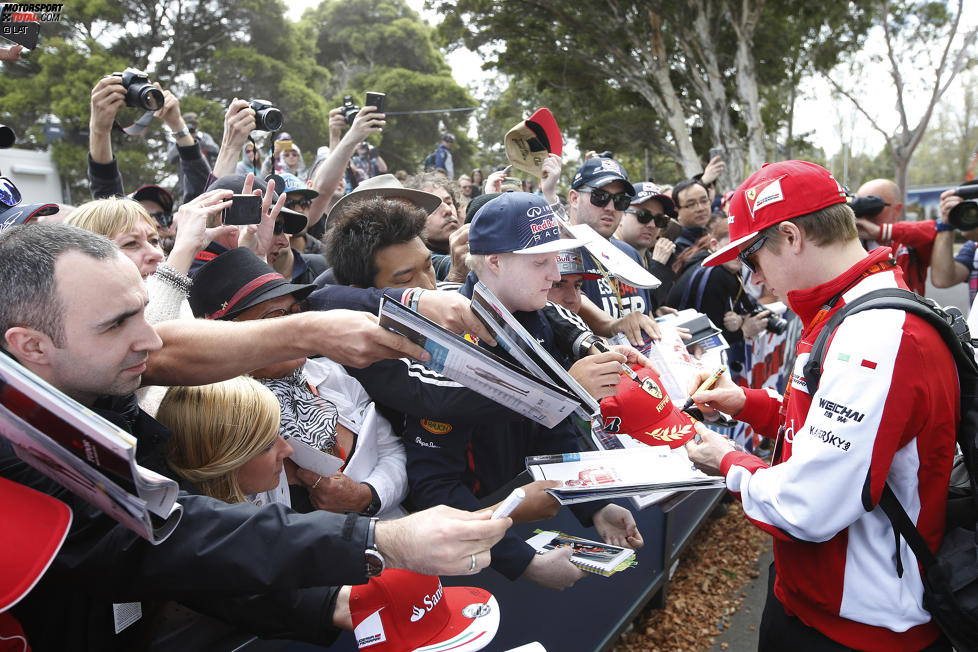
[468,553,477,573]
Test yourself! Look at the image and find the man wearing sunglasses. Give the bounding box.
[616,182,679,306]
[568,157,653,322]
[685,160,958,652]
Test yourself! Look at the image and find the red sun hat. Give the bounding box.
[351,569,500,652]
[0,476,72,612]
[703,160,848,267]
[600,365,695,448]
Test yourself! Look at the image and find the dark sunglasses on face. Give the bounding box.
[626,208,669,229]
[738,234,768,274]
[149,211,173,228]
[580,187,632,211]
[273,220,286,235]
[285,199,312,209]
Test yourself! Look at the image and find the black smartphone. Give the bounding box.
[709,146,724,161]
[222,194,262,225]
[662,219,683,242]
[365,91,386,113]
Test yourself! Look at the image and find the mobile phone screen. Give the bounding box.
[222,194,262,225]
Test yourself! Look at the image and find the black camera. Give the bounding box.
[341,95,361,125]
[112,68,164,112]
[849,195,888,219]
[250,99,283,132]
[0,125,14,149]
[947,183,978,231]
[749,305,788,336]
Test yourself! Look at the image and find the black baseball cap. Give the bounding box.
[130,184,174,215]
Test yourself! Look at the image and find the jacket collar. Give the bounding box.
[786,246,894,326]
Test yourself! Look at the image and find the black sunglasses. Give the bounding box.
[626,208,669,229]
[580,187,631,211]
[148,211,173,228]
[273,220,286,235]
[738,234,768,274]
[285,199,312,209]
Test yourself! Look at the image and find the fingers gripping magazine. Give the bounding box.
[0,355,182,544]
[378,297,581,428]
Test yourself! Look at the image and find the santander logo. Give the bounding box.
[409,584,444,623]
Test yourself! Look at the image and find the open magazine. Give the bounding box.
[0,355,182,543]
[526,529,637,577]
[526,447,724,505]
[471,282,600,418]
[378,296,581,428]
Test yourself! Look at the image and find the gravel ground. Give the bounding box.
[613,501,772,652]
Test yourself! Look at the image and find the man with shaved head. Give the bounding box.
[854,178,935,296]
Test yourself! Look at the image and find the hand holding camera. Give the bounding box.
[222,99,257,149]
[111,68,164,112]
[151,84,191,141]
[941,183,978,232]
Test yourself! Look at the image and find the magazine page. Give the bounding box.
[0,403,182,544]
[526,447,723,504]
[287,437,345,478]
[0,355,179,517]
[526,530,636,576]
[378,297,580,428]
[471,282,601,417]
[341,403,380,482]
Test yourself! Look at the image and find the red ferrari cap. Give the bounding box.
[703,160,847,266]
[600,365,695,448]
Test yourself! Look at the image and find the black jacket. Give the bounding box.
[2,393,370,651]
[403,273,607,580]
[87,140,211,204]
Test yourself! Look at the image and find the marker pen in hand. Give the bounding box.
[492,487,526,519]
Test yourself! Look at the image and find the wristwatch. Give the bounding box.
[171,128,189,140]
[936,221,955,232]
[361,483,382,517]
[364,517,385,577]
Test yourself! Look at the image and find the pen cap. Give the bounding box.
[600,365,695,448]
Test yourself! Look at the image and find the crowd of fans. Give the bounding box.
[1,61,974,652]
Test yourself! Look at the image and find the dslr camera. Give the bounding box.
[750,305,788,335]
[0,124,13,149]
[946,183,978,231]
[112,68,164,112]
[341,95,361,125]
[249,99,283,132]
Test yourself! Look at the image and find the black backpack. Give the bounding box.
[803,288,978,651]
[422,150,437,171]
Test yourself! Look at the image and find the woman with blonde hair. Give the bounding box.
[157,376,294,505]
[66,191,236,324]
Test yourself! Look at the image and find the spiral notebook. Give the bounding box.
[526,530,636,577]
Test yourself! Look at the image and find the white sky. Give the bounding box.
[288,0,978,161]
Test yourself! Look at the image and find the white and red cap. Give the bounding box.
[0,477,72,612]
[703,160,847,267]
[351,569,500,652]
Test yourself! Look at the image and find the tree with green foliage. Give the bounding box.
[433,0,875,188]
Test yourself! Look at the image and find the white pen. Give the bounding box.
[492,487,526,519]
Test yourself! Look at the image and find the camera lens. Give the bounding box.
[137,85,164,112]
[948,201,978,232]
[257,107,283,131]
[766,315,788,336]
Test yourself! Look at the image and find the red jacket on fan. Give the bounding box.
[875,220,936,296]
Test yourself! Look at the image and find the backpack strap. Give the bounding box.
[803,288,978,393]
[878,482,938,576]
[678,266,714,311]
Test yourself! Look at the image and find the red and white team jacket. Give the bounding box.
[720,247,959,652]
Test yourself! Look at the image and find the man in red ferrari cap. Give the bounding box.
[685,160,958,651]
